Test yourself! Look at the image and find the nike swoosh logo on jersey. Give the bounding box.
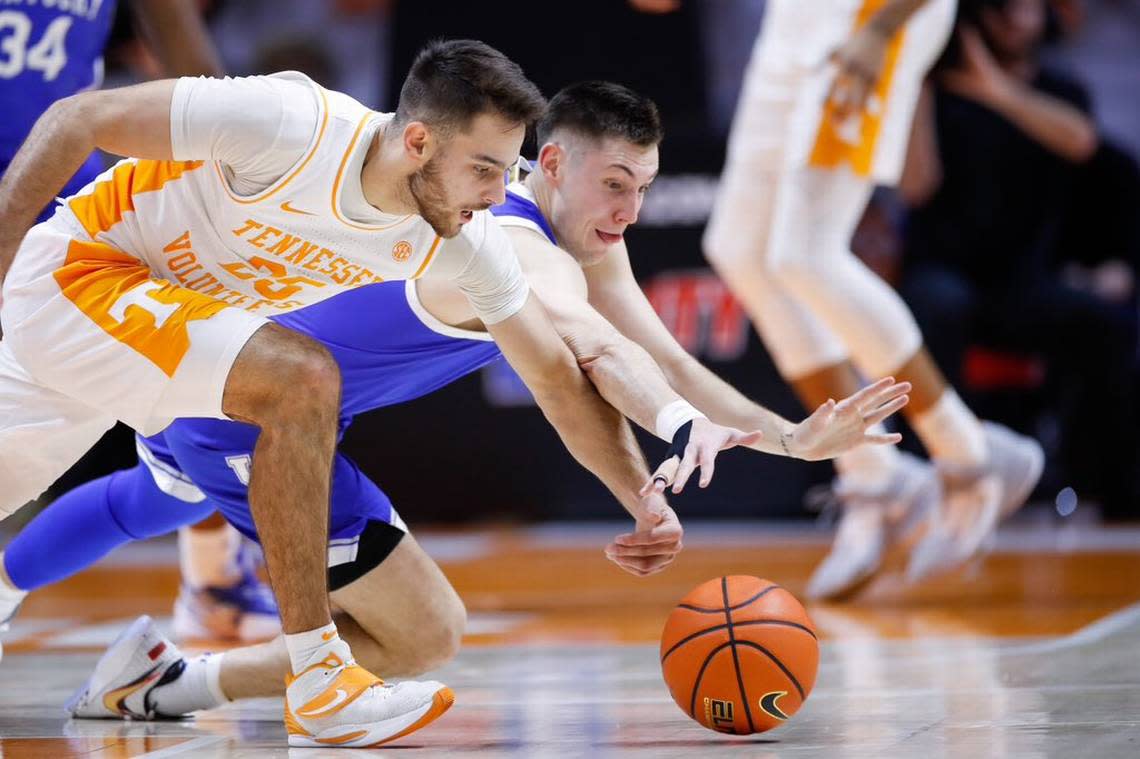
[280,200,316,216]
[300,688,350,717]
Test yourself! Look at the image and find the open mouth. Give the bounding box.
[460,210,474,223]
[596,230,622,244]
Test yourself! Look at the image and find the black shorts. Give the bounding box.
[328,520,406,591]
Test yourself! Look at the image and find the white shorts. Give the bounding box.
[0,222,268,514]
[727,0,956,184]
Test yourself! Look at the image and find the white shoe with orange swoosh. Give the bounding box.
[285,637,454,748]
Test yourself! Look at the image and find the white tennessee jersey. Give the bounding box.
[47,72,528,324]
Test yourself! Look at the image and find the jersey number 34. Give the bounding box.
[0,11,71,82]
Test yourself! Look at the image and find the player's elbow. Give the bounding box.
[519,348,598,432]
[530,349,591,406]
[42,94,96,140]
[51,91,126,152]
[575,334,623,377]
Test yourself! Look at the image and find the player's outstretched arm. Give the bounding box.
[583,242,910,461]
[508,229,761,493]
[0,79,178,279]
[485,291,683,574]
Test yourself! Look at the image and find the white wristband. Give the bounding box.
[654,400,707,442]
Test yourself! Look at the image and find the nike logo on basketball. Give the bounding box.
[280,200,316,216]
[759,690,789,720]
[301,688,349,717]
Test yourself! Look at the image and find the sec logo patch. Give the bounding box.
[392,240,413,263]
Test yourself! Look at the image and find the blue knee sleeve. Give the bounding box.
[3,464,214,591]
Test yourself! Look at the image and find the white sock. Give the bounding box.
[178,523,243,588]
[149,652,228,717]
[0,559,28,624]
[834,425,900,490]
[910,390,987,468]
[285,622,340,675]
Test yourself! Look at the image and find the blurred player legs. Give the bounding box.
[705,0,1044,594]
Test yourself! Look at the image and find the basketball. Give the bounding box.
[660,576,819,734]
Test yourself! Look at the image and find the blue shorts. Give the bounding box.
[139,420,406,570]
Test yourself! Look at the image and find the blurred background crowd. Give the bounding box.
[48,0,1140,524]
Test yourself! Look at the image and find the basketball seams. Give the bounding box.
[733,641,806,701]
[686,640,730,719]
[660,619,817,664]
[676,583,781,614]
[722,576,757,734]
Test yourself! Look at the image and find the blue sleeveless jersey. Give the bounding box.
[147,281,504,539]
[491,183,557,244]
[0,0,118,212]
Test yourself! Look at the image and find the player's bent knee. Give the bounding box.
[767,249,827,297]
[703,231,767,282]
[403,593,467,674]
[276,343,340,413]
[225,324,341,424]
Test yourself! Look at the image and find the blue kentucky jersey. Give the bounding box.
[1,0,118,208]
[491,182,557,244]
[278,281,503,423]
[144,281,504,538]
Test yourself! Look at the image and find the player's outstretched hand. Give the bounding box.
[787,376,909,461]
[641,419,763,496]
[605,500,683,577]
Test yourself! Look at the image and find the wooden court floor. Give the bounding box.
[2,521,1139,757]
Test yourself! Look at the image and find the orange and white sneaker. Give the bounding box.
[285,638,454,748]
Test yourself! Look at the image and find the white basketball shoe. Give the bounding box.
[907,422,1044,581]
[807,452,941,600]
[284,636,454,748]
[67,615,189,719]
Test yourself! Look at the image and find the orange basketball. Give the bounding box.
[660,576,819,734]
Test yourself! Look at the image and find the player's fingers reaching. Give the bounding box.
[641,455,680,497]
[672,443,700,494]
[863,431,903,445]
[862,395,909,428]
[696,442,717,488]
[803,398,838,436]
[844,376,897,408]
[608,542,679,558]
[612,529,681,549]
[640,555,676,575]
[855,378,911,414]
[606,550,676,576]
